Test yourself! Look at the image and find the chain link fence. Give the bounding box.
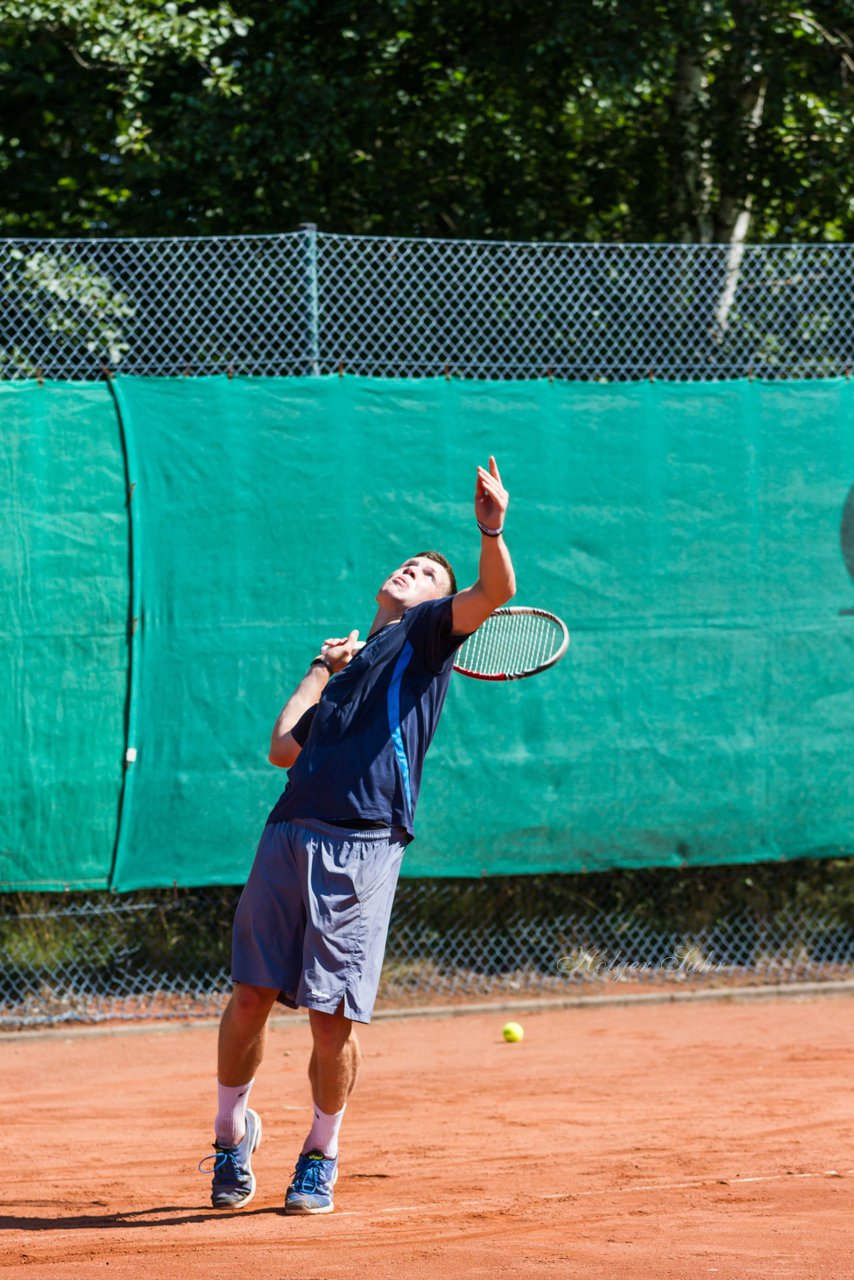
[2,230,854,381]
[2,878,852,1029]
[4,228,853,1025]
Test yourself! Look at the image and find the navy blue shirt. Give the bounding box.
[267,597,467,836]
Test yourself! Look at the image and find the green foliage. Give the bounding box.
[0,3,852,238]
[394,860,854,935]
[3,861,851,985]
[0,0,249,155]
[0,888,238,978]
[4,246,135,367]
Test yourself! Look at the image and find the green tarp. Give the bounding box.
[1,382,127,889]
[2,377,853,890]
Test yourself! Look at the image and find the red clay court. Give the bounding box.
[5,993,852,1280]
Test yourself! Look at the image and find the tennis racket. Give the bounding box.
[453,606,569,681]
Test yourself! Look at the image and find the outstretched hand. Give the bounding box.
[319,629,363,673]
[475,455,509,531]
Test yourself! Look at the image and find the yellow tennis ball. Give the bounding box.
[502,1021,524,1043]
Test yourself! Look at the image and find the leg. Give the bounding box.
[218,981,280,1087]
[203,983,278,1210]
[284,1003,357,1215]
[307,1002,361,1114]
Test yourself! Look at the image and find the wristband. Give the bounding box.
[310,656,331,672]
[477,518,504,538]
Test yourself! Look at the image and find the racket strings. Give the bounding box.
[457,610,563,677]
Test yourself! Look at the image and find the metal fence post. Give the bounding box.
[299,222,320,375]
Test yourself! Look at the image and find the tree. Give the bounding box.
[0,0,249,231]
[1,0,853,242]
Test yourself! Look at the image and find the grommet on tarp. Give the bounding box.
[338,361,344,378]
[547,366,554,384]
[183,364,192,378]
[444,364,451,381]
[226,364,234,380]
[845,366,851,380]
[101,363,112,382]
[646,368,655,382]
[747,367,754,382]
[36,367,44,387]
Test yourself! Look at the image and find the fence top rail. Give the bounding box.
[1,231,304,246]
[3,231,854,249]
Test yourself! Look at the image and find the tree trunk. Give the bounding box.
[711,1,769,339]
[667,45,714,243]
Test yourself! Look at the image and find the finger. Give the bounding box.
[348,629,360,642]
[478,466,506,495]
[489,455,502,483]
[477,475,507,502]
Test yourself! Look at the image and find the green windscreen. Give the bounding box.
[0,381,127,889]
[3,376,853,890]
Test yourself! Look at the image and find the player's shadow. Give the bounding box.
[2,1205,280,1231]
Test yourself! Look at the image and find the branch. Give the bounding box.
[790,11,854,76]
[69,45,97,72]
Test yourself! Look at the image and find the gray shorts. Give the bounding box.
[231,818,408,1024]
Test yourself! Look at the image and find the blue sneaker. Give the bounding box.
[284,1149,339,1215]
[199,1108,262,1209]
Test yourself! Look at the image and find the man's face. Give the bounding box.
[376,555,452,611]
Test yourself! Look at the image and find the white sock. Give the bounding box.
[301,1102,346,1158]
[215,1078,254,1147]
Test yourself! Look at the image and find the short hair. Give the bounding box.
[415,550,457,596]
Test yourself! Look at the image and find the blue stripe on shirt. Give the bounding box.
[387,640,414,823]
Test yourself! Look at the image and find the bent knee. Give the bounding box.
[230,982,278,1017]
[309,1007,354,1053]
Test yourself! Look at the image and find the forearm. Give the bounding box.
[477,531,516,605]
[269,664,328,750]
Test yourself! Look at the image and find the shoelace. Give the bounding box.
[198,1146,245,1178]
[292,1156,329,1193]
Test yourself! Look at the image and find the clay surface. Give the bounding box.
[5,996,852,1278]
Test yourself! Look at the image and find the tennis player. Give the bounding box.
[200,456,515,1215]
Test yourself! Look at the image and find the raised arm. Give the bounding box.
[451,456,516,636]
[268,629,360,768]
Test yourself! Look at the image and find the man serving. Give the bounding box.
[201,456,515,1214]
